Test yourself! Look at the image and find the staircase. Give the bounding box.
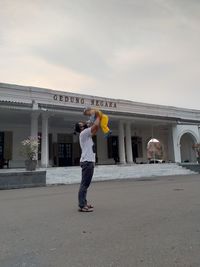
[180,163,200,173]
[46,163,197,185]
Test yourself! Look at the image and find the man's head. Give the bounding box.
[74,121,88,133]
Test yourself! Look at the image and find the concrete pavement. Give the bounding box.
[0,175,200,267]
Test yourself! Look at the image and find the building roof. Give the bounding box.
[0,82,200,123]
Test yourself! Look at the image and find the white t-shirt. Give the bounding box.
[79,127,95,162]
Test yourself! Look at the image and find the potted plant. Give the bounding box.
[192,143,200,164]
[21,136,39,171]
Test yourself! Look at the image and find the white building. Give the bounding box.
[0,82,200,168]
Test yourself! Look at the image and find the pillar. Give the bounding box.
[125,122,133,163]
[31,112,39,160]
[41,113,49,168]
[118,121,126,164]
[31,112,39,139]
[172,125,181,163]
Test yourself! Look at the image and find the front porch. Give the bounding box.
[1,107,200,169]
[0,163,196,186]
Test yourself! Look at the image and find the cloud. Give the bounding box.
[31,38,111,79]
[0,46,96,91]
[0,0,200,109]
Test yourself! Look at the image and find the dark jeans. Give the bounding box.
[78,161,94,208]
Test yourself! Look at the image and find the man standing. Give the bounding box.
[74,116,100,212]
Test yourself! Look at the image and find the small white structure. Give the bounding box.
[0,82,200,168]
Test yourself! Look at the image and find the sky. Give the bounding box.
[0,0,200,109]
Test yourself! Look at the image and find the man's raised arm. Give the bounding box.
[91,115,100,136]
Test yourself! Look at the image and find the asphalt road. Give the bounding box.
[0,175,200,267]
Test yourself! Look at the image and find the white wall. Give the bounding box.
[1,122,30,167]
[172,124,200,163]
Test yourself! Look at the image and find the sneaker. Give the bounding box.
[78,206,93,212]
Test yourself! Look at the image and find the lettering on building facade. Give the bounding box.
[53,94,85,104]
[53,94,117,108]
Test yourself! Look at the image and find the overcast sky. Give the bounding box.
[0,0,200,109]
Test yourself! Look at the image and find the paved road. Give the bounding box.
[0,175,200,267]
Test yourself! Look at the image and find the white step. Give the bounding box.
[45,163,197,185]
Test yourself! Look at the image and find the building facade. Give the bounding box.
[0,82,200,168]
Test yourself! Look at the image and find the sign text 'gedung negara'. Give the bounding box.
[53,94,117,108]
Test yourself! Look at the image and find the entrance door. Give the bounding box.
[58,143,72,166]
[0,132,4,168]
[132,136,142,162]
[0,132,4,160]
[107,136,119,163]
[180,133,196,163]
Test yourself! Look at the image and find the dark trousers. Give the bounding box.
[78,161,94,208]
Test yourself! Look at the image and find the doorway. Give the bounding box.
[58,143,72,166]
[0,132,4,160]
[180,133,196,163]
[132,136,142,162]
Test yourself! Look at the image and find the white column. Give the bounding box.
[125,123,133,163]
[118,121,126,164]
[31,112,39,138]
[31,112,39,160]
[172,125,181,163]
[198,126,200,141]
[41,113,49,168]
